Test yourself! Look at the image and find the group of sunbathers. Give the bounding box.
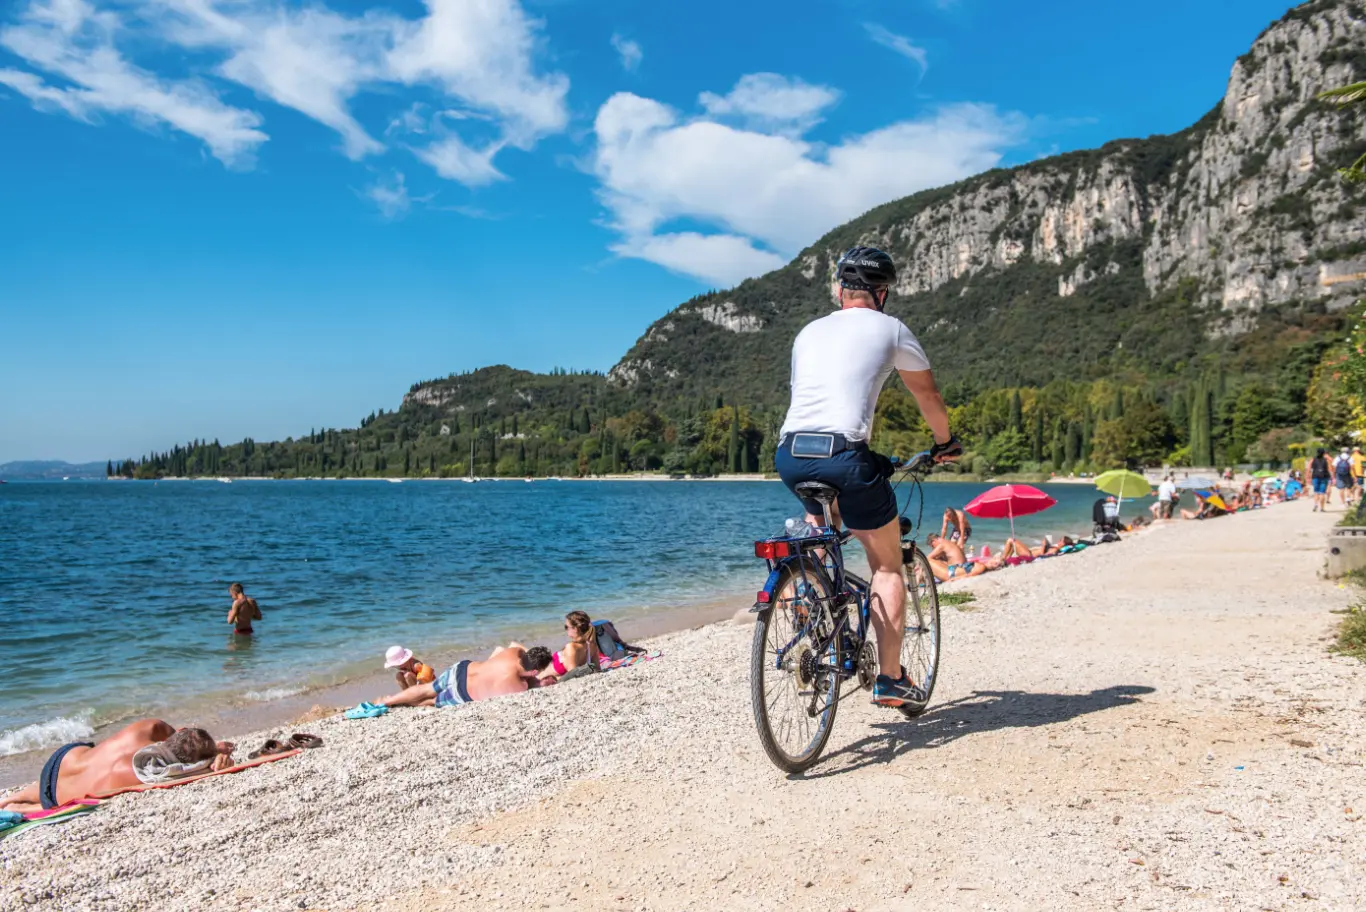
[374,612,646,710]
[3,612,645,814]
[922,506,1099,582]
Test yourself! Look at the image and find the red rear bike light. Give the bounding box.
[754,540,794,559]
[755,590,771,603]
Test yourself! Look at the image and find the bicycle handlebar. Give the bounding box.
[889,451,934,474]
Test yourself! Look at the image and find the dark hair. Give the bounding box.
[229,582,244,596]
[521,646,552,672]
[163,728,217,763]
[1317,448,1327,457]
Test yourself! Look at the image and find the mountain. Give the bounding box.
[608,0,1366,404]
[133,0,1366,479]
[0,460,110,480]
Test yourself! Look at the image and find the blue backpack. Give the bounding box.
[593,620,641,660]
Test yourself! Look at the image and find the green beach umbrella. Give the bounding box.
[1093,470,1152,499]
[1094,470,1151,529]
[1252,469,1277,478]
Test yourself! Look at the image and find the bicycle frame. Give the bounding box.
[752,452,934,706]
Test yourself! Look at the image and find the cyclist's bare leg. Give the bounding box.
[850,517,906,678]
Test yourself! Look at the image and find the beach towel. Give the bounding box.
[132,742,215,784]
[600,650,663,671]
[0,802,100,842]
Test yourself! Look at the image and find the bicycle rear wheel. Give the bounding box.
[750,558,840,773]
[898,548,941,718]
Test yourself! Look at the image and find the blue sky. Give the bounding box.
[0,0,1298,462]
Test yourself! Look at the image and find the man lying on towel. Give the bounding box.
[0,721,234,813]
[377,644,554,709]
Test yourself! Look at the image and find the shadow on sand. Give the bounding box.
[794,684,1155,780]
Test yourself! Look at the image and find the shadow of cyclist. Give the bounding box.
[791,684,1155,780]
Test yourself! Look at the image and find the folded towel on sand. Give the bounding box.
[132,743,214,784]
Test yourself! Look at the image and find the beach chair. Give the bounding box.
[1092,497,1121,539]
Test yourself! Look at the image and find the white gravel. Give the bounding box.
[3,499,1364,911]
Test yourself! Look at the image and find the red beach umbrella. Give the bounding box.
[963,484,1057,539]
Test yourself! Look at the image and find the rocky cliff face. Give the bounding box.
[609,0,1366,402]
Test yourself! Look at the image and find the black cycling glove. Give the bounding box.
[930,435,963,462]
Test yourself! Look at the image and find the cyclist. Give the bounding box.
[774,246,960,708]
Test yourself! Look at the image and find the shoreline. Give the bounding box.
[3,497,1359,911]
[0,588,749,790]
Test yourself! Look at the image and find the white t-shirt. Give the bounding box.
[1158,480,1176,503]
[779,308,931,443]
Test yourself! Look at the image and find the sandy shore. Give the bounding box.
[3,500,1363,911]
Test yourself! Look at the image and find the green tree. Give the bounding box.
[1031,409,1044,462]
[984,428,1030,472]
[1318,81,1366,182]
[728,405,740,473]
[1008,391,1023,435]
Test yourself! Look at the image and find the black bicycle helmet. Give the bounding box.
[835,246,896,296]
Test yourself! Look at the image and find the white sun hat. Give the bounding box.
[384,646,413,668]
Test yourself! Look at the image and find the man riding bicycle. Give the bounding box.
[774,246,960,708]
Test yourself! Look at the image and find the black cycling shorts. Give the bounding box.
[774,441,898,531]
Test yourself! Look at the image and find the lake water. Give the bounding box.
[0,478,1111,759]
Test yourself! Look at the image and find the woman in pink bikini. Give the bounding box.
[541,610,601,681]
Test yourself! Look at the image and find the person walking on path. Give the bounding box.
[1310,448,1332,512]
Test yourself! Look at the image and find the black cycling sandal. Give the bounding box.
[288,733,323,750]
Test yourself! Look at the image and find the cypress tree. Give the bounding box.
[511,414,519,436]
[1081,405,1093,464]
[1111,388,1124,421]
[1008,391,1023,435]
[106,460,113,478]
[1031,409,1044,462]
[1050,419,1065,468]
[729,406,740,473]
[403,450,410,475]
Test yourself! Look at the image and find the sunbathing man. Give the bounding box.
[378,644,554,709]
[925,532,993,581]
[0,720,233,813]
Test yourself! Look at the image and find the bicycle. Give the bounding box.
[749,451,941,773]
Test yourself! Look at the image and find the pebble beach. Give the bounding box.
[3,499,1364,911]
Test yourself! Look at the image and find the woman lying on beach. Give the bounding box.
[540,611,601,682]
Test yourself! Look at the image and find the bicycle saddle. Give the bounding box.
[795,481,840,504]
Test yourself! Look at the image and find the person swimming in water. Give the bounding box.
[227,583,261,635]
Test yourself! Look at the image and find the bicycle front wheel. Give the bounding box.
[898,547,942,718]
[750,558,840,773]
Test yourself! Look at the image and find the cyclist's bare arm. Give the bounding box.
[898,369,952,446]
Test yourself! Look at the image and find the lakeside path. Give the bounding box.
[4,501,1365,911]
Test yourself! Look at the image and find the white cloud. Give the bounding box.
[610,33,641,72]
[864,23,928,73]
[0,0,569,179]
[414,134,505,186]
[387,0,568,148]
[592,87,1025,284]
[698,73,840,135]
[612,232,785,287]
[0,0,267,166]
[364,171,413,218]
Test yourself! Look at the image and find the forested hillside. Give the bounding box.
[126,1,1366,480]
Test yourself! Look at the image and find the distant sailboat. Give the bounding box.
[463,437,477,483]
